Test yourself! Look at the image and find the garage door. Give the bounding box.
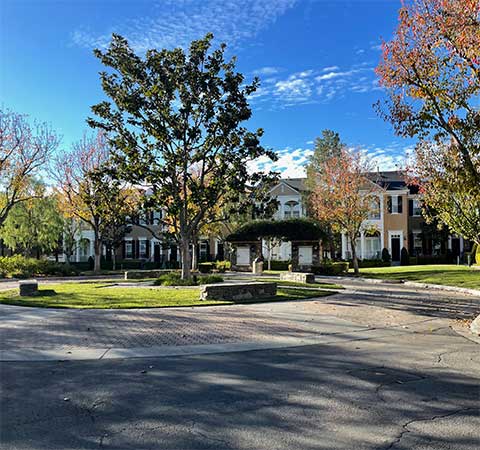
[298,246,313,265]
[236,247,250,265]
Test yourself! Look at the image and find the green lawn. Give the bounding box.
[357,265,480,289]
[0,282,333,309]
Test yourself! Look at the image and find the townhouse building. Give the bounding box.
[66,171,468,268]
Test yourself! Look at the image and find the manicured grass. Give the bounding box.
[357,265,480,289]
[0,282,332,309]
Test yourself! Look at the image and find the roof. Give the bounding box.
[279,178,307,192]
[279,171,416,193]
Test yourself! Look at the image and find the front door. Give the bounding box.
[154,244,161,263]
[451,238,460,257]
[298,246,313,265]
[236,247,250,265]
[391,236,401,262]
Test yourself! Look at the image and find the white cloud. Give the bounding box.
[315,70,353,81]
[249,147,313,178]
[321,65,339,72]
[253,66,281,75]
[249,143,412,179]
[72,0,297,52]
[274,76,312,104]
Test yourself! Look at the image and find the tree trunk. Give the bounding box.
[180,236,191,280]
[112,247,116,271]
[93,229,102,274]
[191,235,198,272]
[350,237,359,276]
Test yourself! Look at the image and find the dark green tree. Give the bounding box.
[305,130,344,191]
[305,129,345,260]
[88,33,277,279]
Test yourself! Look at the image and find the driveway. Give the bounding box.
[0,278,479,449]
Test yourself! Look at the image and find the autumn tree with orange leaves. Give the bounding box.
[53,132,140,273]
[309,149,380,275]
[376,0,480,245]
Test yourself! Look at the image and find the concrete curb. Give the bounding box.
[315,275,480,297]
[0,337,348,362]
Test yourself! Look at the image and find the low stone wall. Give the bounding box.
[200,282,277,301]
[124,270,171,280]
[280,272,315,284]
[19,280,38,296]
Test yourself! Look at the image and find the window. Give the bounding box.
[284,210,291,218]
[412,199,422,216]
[367,197,381,220]
[388,195,403,214]
[139,240,147,258]
[125,241,133,259]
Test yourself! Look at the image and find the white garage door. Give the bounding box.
[298,246,313,265]
[236,247,250,265]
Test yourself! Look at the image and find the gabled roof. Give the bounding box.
[278,178,307,192]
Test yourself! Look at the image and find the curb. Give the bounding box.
[315,275,480,297]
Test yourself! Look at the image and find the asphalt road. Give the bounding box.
[1,277,479,449]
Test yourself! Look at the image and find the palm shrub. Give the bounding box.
[400,247,409,266]
[381,248,391,264]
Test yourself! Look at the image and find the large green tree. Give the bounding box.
[88,33,277,279]
[376,0,480,244]
[0,181,63,257]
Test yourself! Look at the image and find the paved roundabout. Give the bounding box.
[1,277,479,449]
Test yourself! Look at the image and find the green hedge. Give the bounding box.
[124,269,173,280]
[348,259,390,269]
[311,261,349,275]
[269,260,290,271]
[0,256,78,278]
[153,272,223,286]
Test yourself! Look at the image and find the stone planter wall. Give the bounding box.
[200,282,277,301]
[279,272,315,284]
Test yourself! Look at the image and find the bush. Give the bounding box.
[348,259,390,269]
[269,260,290,271]
[381,248,391,263]
[215,260,231,273]
[0,256,78,278]
[400,247,409,266]
[198,262,215,273]
[414,254,449,265]
[311,261,349,275]
[153,272,223,286]
[476,244,480,265]
[198,275,223,284]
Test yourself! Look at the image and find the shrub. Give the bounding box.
[269,260,290,271]
[153,272,223,286]
[348,259,390,269]
[215,260,231,273]
[198,275,223,284]
[400,247,409,266]
[476,243,480,265]
[381,248,391,263]
[0,256,78,278]
[198,262,215,273]
[415,254,448,265]
[311,261,349,275]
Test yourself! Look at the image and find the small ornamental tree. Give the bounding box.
[88,33,278,279]
[376,0,480,244]
[309,148,380,275]
[0,109,59,227]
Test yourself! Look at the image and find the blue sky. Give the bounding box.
[1,0,414,177]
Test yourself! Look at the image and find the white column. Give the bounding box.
[89,240,94,258]
[341,234,348,260]
[150,240,155,261]
[360,232,366,260]
[460,237,464,253]
[76,240,80,262]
